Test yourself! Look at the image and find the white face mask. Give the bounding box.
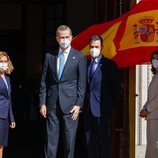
[152,59,158,68]
[90,48,100,58]
[59,39,71,48]
[0,63,8,71]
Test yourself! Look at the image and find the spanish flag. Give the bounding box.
[72,0,158,68]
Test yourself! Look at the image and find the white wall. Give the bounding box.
[135,64,153,145]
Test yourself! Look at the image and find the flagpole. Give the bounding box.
[119,0,123,16]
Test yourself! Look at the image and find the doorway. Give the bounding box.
[0,31,26,120]
[135,64,152,158]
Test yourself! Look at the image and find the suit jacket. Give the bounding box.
[86,56,121,119]
[39,47,87,114]
[0,76,15,122]
[143,73,158,120]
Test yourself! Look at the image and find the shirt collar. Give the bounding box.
[92,54,102,64]
[59,46,71,56]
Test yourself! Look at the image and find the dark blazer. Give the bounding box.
[86,56,121,119]
[0,76,15,122]
[39,47,87,114]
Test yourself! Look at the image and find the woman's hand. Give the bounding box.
[139,109,148,118]
[10,122,16,128]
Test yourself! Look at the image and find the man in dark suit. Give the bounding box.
[39,25,87,158]
[84,35,121,158]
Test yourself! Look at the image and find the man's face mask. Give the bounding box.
[90,48,100,58]
[59,38,71,48]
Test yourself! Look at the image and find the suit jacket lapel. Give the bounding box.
[0,76,9,96]
[0,76,4,89]
[88,59,92,84]
[5,76,11,96]
[90,56,103,83]
[49,50,58,81]
[61,48,75,77]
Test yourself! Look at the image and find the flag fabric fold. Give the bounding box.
[72,0,158,68]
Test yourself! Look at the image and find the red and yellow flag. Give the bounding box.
[72,0,158,68]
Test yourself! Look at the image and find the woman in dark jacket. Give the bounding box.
[0,51,16,158]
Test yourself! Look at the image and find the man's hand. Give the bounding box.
[70,105,80,121]
[40,104,47,118]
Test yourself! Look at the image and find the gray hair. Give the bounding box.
[56,25,72,36]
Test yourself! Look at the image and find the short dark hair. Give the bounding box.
[89,35,103,47]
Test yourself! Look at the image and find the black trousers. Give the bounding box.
[44,103,79,158]
[84,113,112,158]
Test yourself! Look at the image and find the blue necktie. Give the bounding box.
[89,60,96,80]
[58,52,65,79]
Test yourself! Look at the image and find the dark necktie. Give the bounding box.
[89,60,96,80]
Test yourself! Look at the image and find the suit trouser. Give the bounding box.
[44,106,79,158]
[84,113,112,158]
[145,119,158,158]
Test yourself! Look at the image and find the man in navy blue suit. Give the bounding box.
[84,35,121,158]
[39,25,87,158]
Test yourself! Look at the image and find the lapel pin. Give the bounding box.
[73,56,75,59]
